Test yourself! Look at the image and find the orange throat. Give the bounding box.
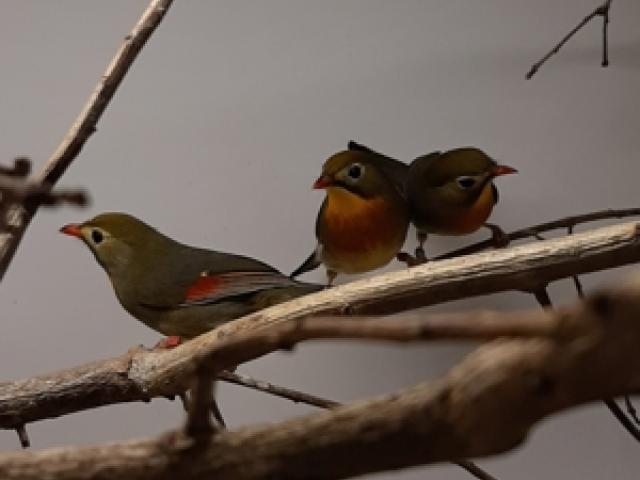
[320,187,407,273]
[447,182,496,234]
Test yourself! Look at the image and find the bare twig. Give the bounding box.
[603,399,640,442]
[624,396,640,426]
[0,175,88,209]
[0,158,31,178]
[218,370,340,409]
[437,207,640,260]
[0,0,175,281]
[526,0,613,79]
[454,460,499,480]
[0,221,638,430]
[14,425,29,449]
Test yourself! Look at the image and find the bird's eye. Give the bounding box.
[456,176,476,189]
[91,229,104,244]
[347,163,364,180]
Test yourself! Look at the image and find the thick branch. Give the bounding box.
[0,0,175,280]
[1,282,640,479]
[0,221,639,429]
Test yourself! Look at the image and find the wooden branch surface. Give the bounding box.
[0,221,638,429]
[0,0,174,280]
[1,281,640,479]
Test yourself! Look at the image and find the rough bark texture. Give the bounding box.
[0,281,639,479]
[0,220,638,429]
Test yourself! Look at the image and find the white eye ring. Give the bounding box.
[456,176,476,189]
[347,163,365,180]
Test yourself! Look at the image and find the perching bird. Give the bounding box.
[405,147,517,261]
[61,213,321,344]
[291,149,410,286]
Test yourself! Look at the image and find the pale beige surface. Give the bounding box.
[0,1,638,478]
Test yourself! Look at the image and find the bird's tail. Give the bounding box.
[290,249,321,279]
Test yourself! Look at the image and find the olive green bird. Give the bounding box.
[61,213,321,345]
[291,148,410,286]
[405,147,517,261]
[348,141,517,262]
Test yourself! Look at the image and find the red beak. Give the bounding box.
[60,223,83,238]
[493,165,518,176]
[313,175,334,189]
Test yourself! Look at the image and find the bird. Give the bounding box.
[60,212,322,345]
[405,147,517,261]
[291,148,410,286]
[347,141,517,262]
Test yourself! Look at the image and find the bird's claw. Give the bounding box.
[397,251,427,267]
[485,223,510,248]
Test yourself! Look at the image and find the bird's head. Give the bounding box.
[416,148,517,205]
[313,150,394,199]
[60,212,164,275]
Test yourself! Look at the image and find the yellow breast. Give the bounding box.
[320,187,408,274]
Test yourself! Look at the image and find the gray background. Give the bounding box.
[0,1,639,478]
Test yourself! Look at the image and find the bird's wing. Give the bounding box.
[179,270,302,307]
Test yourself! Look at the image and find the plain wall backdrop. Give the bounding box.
[0,1,639,478]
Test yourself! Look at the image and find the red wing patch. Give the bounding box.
[185,274,223,302]
[181,271,297,307]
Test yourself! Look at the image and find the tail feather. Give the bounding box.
[290,249,322,278]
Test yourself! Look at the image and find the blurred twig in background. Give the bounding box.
[526,0,613,79]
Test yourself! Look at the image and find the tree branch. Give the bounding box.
[0,0,175,280]
[0,220,638,429]
[1,281,640,479]
[526,0,613,79]
[437,207,640,260]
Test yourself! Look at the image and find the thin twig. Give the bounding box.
[0,158,31,178]
[624,396,640,426]
[219,370,340,409]
[0,175,88,208]
[0,0,175,281]
[15,424,29,449]
[454,460,499,480]
[437,207,640,260]
[603,399,640,442]
[526,0,613,79]
[210,399,226,428]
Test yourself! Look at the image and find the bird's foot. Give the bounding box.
[485,223,510,248]
[154,335,183,349]
[397,251,428,267]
